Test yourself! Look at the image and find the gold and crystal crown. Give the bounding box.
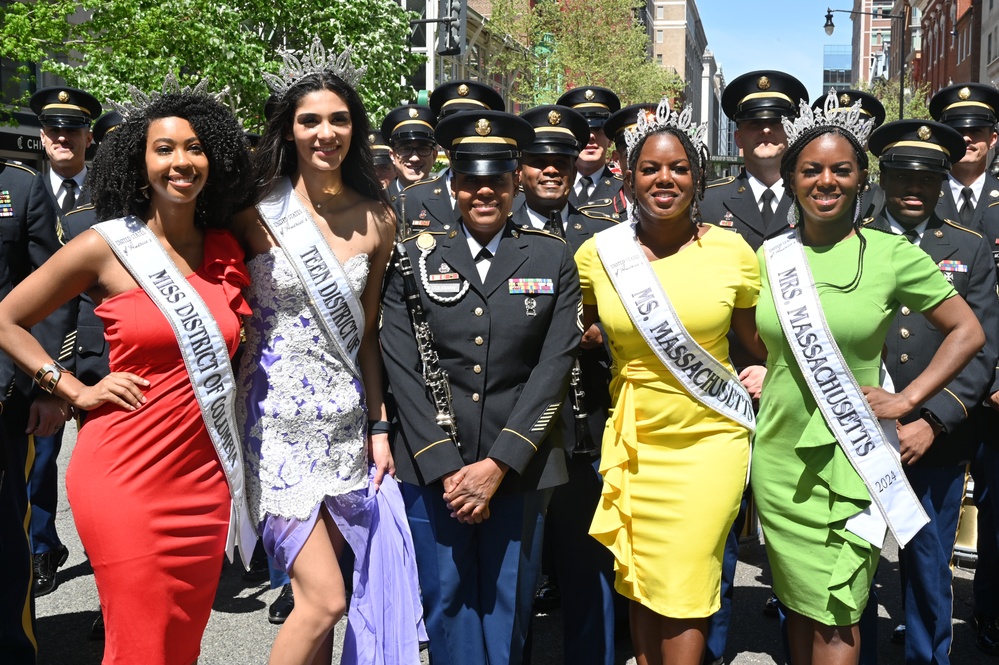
[107,73,230,119]
[263,36,366,95]
[623,96,708,155]
[782,90,874,147]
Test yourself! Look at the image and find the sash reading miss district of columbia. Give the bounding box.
[257,177,365,378]
[93,217,256,568]
[764,227,929,548]
[595,222,756,433]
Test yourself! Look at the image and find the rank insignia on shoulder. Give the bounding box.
[416,233,436,251]
[938,260,968,273]
[509,278,554,295]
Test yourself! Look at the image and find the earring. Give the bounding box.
[140,184,150,200]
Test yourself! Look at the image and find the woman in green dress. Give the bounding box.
[752,96,984,664]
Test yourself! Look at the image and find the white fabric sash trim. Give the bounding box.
[595,222,755,432]
[257,177,365,378]
[93,217,256,568]
[764,227,928,548]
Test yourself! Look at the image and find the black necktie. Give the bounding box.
[760,189,775,229]
[61,179,77,214]
[959,186,975,226]
[577,175,593,203]
[545,211,565,238]
[903,229,920,245]
[474,247,493,261]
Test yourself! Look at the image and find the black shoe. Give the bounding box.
[242,549,270,583]
[891,624,906,645]
[703,657,723,665]
[89,609,105,641]
[268,584,294,625]
[763,593,779,618]
[532,575,561,614]
[976,615,999,656]
[32,545,69,597]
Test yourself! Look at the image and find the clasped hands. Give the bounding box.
[442,458,508,525]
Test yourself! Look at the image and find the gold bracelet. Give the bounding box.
[33,361,70,394]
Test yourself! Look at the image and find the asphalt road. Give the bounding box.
[34,422,988,664]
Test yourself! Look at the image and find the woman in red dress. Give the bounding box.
[0,90,254,665]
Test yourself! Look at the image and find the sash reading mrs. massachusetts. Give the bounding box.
[256,177,364,378]
[93,217,256,567]
[595,222,755,432]
[764,227,929,548]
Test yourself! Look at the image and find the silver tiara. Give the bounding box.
[107,73,230,119]
[624,96,708,155]
[782,90,874,148]
[263,36,366,95]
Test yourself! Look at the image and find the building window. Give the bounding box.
[656,54,663,65]
[656,4,664,19]
[989,33,993,63]
[656,30,663,43]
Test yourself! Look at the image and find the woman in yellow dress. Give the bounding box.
[575,99,765,665]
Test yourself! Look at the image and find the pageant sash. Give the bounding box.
[93,217,256,568]
[595,222,755,432]
[764,227,929,548]
[257,177,365,379]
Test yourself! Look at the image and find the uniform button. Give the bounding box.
[473,364,482,374]
[900,353,909,363]
[474,307,483,316]
[900,328,910,339]
[472,392,480,402]
[901,306,911,316]
[474,336,484,345]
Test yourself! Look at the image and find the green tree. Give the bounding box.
[0,0,424,127]
[855,74,932,180]
[488,0,684,109]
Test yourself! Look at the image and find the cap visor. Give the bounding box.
[451,158,519,175]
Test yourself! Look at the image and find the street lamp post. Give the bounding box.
[825,6,907,120]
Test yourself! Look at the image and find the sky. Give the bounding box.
[696,0,849,102]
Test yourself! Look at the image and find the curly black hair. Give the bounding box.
[626,126,709,224]
[88,92,253,228]
[253,73,387,206]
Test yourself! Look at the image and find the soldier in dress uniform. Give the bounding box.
[931,83,999,657]
[368,130,396,191]
[701,71,808,251]
[395,81,505,234]
[866,119,999,664]
[556,86,624,210]
[603,103,658,215]
[26,85,101,597]
[513,104,617,665]
[380,104,438,208]
[814,90,887,220]
[0,158,74,664]
[381,110,579,665]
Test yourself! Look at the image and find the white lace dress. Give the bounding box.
[238,245,371,570]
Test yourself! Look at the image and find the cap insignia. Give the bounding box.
[368,133,375,142]
[475,118,491,136]
[959,87,972,101]
[584,89,595,101]
[548,110,561,125]
[409,108,419,118]
[458,84,469,97]
[416,233,436,251]
[57,90,69,102]
[839,93,851,106]
[917,125,932,141]
[757,76,771,91]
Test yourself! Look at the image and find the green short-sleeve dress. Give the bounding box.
[753,229,955,625]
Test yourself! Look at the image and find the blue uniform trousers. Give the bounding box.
[973,444,999,618]
[898,463,966,665]
[0,395,37,664]
[545,454,615,665]
[403,482,548,665]
[27,428,63,554]
[706,490,748,661]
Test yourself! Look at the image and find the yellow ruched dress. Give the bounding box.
[576,226,759,618]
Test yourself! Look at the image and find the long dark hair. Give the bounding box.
[253,73,387,206]
[89,93,253,228]
[626,126,709,224]
[780,126,870,293]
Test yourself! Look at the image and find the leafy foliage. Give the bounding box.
[0,0,424,128]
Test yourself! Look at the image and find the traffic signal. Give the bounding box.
[437,0,467,56]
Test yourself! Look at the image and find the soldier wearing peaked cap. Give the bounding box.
[557,87,624,209]
[381,105,438,204]
[381,110,579,665]
[701,69,807,663]
[931,83,999,657]
[367,130,396,191]
[397,82,506,236]
[513,103,617,665]
[603,103,658,215]
[865,118,999,665]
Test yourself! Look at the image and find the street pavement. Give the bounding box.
[35,422,987,664]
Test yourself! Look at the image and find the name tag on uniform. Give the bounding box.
[0,191,12,218]
[428,282,462,293]
[938,260,968,273]
[508,278,553,295]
